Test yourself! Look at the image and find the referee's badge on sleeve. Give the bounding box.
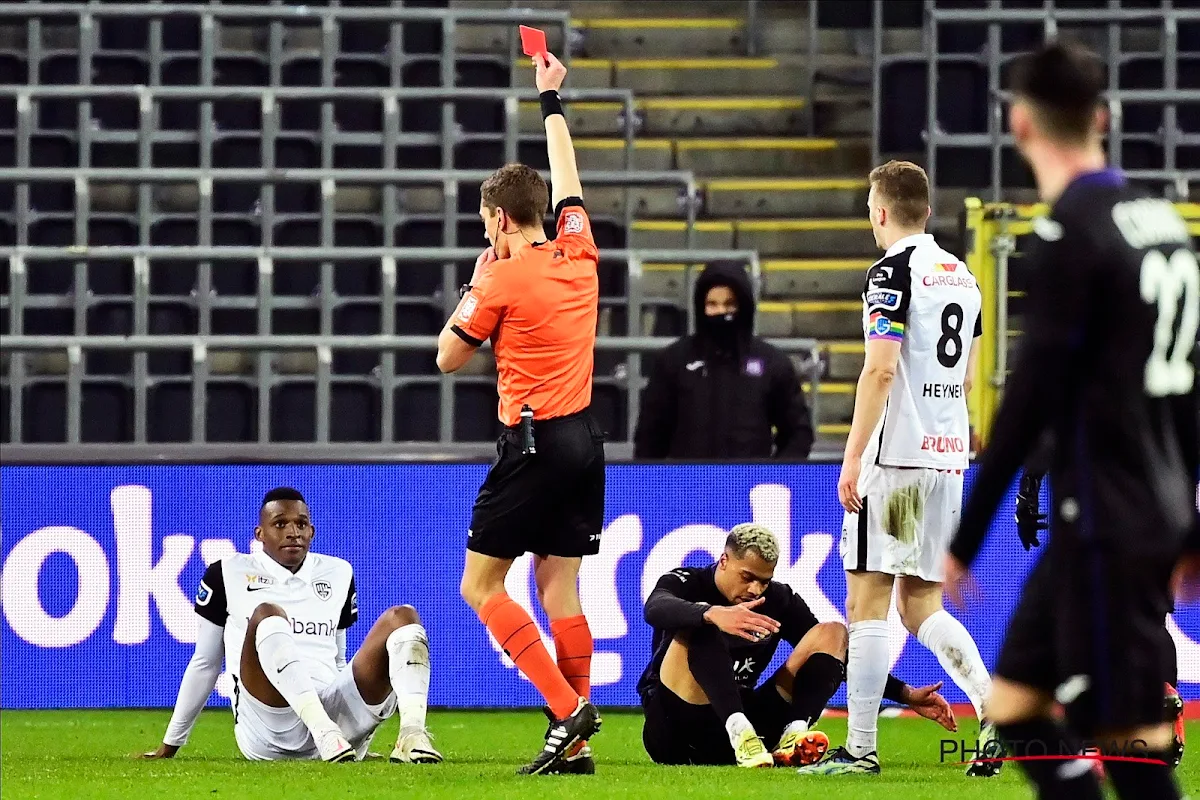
[459,294,478,322]
[564,211,584,234]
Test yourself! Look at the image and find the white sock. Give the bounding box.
[724,711,754,745]
[846,620,889,758]
[255,616,339,736]
[386,623,430,733]
[916,609,991,721]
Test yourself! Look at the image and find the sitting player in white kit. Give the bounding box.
[143,487,441,764]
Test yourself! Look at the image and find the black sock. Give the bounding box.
[789,652,845,729]
[1106,750,1181,800]
[685,626,744,722]
[996,719,1103,800]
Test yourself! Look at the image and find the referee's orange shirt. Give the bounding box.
[451,202,599,426]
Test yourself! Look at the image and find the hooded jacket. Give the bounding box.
[633,261,814,460]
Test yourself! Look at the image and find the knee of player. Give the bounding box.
[384,604,422,628]
[812,621,849,658]
[248,602,288,625]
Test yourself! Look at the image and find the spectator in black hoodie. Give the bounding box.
[633,261,814,460]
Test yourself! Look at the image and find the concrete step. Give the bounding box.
[802,380,856,424]
[512,56,806,95]
[519,96,809,136]
[677,137,870,177]
[761,258,872,299]
[825,341,866,381]
[736,218,875,257]
[629,218,875,257]
[574,138,675,171]
[704,177,868,217]
[453,0,757,18]
[789,299,865,339]
[569,136,870,177]
[573,17,750,58]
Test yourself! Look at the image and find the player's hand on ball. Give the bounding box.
[703,597,781,642]
[838,456,863,514]
[139,743,179,759]
[902,681,958,733]
[534,51,567,93]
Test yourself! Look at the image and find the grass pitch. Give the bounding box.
[2,709,1195,799]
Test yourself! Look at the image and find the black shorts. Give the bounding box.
[467,408,605,560]
[995,538,1175,735]
[640,682,792,766]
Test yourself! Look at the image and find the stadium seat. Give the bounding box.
[332,303,382,376]
[23,381,68,442]
[395,303,441,376]
[148,382,193,442]
[0,53,26,128]
[330,384,380,442]
[1119,58,1166,133]
[270,381,317,442]
[161,16,201,52]
[0,384,10,443]
[82,381,134,443]
[394,383,439,441]
[86,303,133,376]
[148,303,198,376]
[98,17,150,51]
[206,382,257,442]
[452,383,502,442]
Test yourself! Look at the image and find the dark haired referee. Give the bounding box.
[944,41,1200,800]
[435,51,605,776]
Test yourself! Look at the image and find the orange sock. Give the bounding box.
[479,593,579,719]
[550,615,593,699]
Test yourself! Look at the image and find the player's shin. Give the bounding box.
[846,620,889,758]
[386,624,431,733]
[684,626,747,728]
[255,617,342,737]
[786,653,845,731]
[916,609,991,720]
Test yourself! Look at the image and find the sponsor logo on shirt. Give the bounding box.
[934,262,959,272]
[245,574,274,590]
[458,295,478,322]
[922,274,976,288]
[866,289,902,310]
[868,265,893,285]
[563,211,585,235]
[920,435,965,453]
[744,358,764,377]
[313,580,333,601]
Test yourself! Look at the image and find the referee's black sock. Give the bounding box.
[996,719,1103,800]
[685,625,744,723]
[787,652,845,730]
[1106,750,1182,800]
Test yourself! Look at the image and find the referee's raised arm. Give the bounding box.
[537,53,583,206]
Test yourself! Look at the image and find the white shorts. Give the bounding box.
[840,464,964,582]
[233,664,397,761]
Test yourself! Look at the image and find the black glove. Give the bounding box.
[1014,471,1048,550]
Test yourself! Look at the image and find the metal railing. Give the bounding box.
[869,1,1200,209]
[2,248,801,446]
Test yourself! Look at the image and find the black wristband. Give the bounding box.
[883,675,907,703]
[540,89,564,120]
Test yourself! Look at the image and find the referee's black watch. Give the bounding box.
[458,283,472,299]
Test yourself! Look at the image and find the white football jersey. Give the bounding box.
[193,551,357,688]
[860,232,982,470]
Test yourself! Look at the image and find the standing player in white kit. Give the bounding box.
[798,161,1000,777]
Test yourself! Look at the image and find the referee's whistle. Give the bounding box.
[520,404,536,455]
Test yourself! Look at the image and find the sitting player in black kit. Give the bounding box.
[639,523,958,768]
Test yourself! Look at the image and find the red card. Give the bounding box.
[519,25,547,57]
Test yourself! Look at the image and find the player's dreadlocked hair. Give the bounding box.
[1008,39,1106,145]
[261,487,306,508]
[725,523,780,564]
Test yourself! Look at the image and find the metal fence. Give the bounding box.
[870,1,1200,209]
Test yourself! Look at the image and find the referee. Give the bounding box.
[436,51,604,776]
[944,41,1200,800]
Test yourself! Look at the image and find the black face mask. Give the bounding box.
[698,312,740,346]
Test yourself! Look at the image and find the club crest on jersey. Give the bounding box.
[195,580,212,606]
[563,211,585,235]
[245,574,274,590]
[313,580,333,601]
[458,294,478,322]
[744,358,764,377]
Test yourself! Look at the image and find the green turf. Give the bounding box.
[1,710,1195,799]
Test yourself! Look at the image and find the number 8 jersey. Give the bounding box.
[860,232,982,470]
